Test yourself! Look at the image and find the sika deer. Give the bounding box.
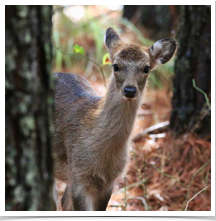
[53,27,177,211]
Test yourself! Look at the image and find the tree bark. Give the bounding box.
[5,5,55,210]
[170,6,211,136]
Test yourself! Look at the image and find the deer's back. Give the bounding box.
[53,73,101,182]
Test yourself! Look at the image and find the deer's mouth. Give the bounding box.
[122,96,137,101]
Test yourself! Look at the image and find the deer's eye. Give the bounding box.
[112,64,120,72]
[143,66,151,74]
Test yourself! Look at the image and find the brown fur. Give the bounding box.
[53,27,177,211]
[118,44,145,61]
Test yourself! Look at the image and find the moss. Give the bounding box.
[17,5,28,18]
[20,115,35,136]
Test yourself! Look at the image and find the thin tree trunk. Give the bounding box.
[5,5,55,210]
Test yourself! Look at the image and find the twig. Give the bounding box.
[190,102,210,133]
[113,180,145,194]
[192,79,211,110]
[55,46,107,88]
[132,121,169,142]
[185,184,211,211]
[147,162,187,188]
[183,159,211,210]
[109,204,124,208]
[128,196,149,211]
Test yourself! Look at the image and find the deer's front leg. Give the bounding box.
[61,183,90,211]
[53,178,67,211]
[70,178,113,211]
[93,187,113,211]
[70,187,112,211]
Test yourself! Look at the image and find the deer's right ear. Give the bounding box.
[105,27,122,61]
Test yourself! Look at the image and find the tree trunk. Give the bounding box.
[123,5,180,40]
[5,5,55,210]
[170,6,211,136]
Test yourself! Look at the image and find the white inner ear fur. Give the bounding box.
[156,58,163,65]
[150,41,163,57]
[150,41,171,64]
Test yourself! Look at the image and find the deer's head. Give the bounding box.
[105,27,177,100]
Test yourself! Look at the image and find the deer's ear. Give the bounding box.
[105,27,121,49]
[149,38,177,65]
[105,27,122,61]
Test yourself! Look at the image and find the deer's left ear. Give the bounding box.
[105,27,123,62]
[149,38,177,65]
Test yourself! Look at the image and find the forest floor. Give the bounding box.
[107,132,211,211]
[86,70,211,211]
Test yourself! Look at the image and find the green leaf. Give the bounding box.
[73,44,85,55]
[102,53,111,65]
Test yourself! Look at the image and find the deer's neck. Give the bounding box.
[95,76,140,148]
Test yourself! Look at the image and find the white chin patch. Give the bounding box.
[122,96,136,101]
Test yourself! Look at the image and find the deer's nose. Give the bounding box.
[124,86,137,98]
